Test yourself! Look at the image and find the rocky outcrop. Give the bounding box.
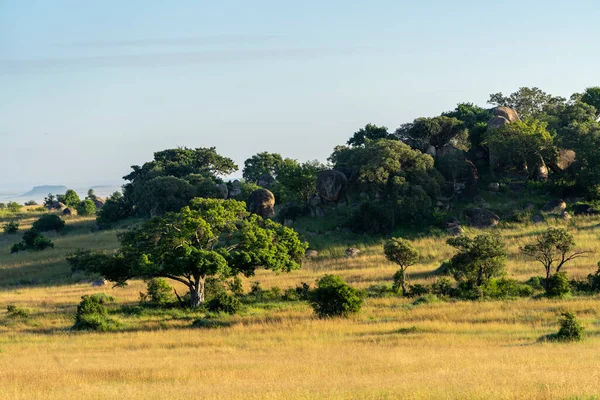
[542,199,567,213]
[247,189,275,218]
[257,174,275,188]
[549,149,576,174]
[229,180,242,198]
[92,198,106,209]
[305,250,319,258]
[215,183,229,199]
[316,170,347,203]
[464,208,500,228]
[345,247,361,257]
[489,106,520,125]
[63,207,77,216]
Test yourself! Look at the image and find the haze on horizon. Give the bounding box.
[1,0,599,187]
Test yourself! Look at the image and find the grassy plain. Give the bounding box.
[1,209,600,399]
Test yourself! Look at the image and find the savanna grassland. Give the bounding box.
[2,210,600,399]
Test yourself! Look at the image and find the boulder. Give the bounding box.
[573,204,600,216]
[560,211,572,221]
[345,247,361,257]
[463,160,479,198]
[215,184,229,199]
[487,115,511,130]
[443,217,460,229]
[308,194,321,207]
[63,207,77,216]
[542,199,567,213]
[257,174,275,188]
[534,157,549,181]
[488,182,500,192]
[447,225,464,236]
[549,149,576,174]
[489,106,520,123]
[229,180,242,198]
[91,278,106,287]
[305,250,319,258]
[531,214,545,224]
[92,197,106,209]
[425,145,437,158]
[464,208,500,228]
[247,189,275,218]
[316,170,347,202]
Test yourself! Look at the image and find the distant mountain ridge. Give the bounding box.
[18,185,68,199]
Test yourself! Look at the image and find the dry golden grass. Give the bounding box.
[2,213,600,399]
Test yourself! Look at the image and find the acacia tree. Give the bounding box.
[347,123,393,147]
[384,238,419,295]
[520,228,589,293]
[447,233,507,289]
[84,198,307,308]
[242,152,284,182]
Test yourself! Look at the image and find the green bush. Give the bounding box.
[32,214,65,232]
[412,294,440,305]
[295,282,311,301]
[347,202,394,234]
[206,292,241,314]
[6,304,30,318]
[6,202,22,212]
[366,284,395,298]
[3,221,19,235]
[525,276,545,291]
[546,272,571,298]
[140,278,174,305]
[66,249,109,273]
[24,200,38,206]
[76,199,97,216]
[11,229,54,253]
[481,278,534,299]
[73,294,118,331]
[309,275,364,318]
[554,312,584,342]
[407,283,430,297]
[431,277,455,297]
[227,276,244,296]
[587,263,600,292]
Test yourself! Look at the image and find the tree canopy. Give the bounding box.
[242,152,284,182]
[346,123,394,147]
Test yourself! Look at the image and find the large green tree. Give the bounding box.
[84,198,307,308]
[487,87,564,119]
[347,123,394,147]
[274,159,326,203]
[242,152,284,182]
[581,87,600,118]
[395,116,467,151]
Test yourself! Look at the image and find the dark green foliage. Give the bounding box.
[96,192,132,227]
[295,282,311,301]
[431,277,455,297]
[140,278,174,305]
[488,87,561,118]
[384,237,419,296]
[66,249,110,273]
[273,159,326,203]
[206,292,241,314]
[11,229,54,253]
[309,275,364,318]
[43,194,56,207]
[6,304,30,318]
[407,283,429,297]
[347,123,394,147]
[59,189,81,208]
[442,103,490,148]
[587,263,600,292]
[242,152,284,182]
[3,221,19,235]
[581,87,600,117]
[546,272,571,298]
[447,233,507,288]
[227,276,244,296]
[347,202,394,233]
[32,214,65,232]
[365,284,395,298]
[396,116,467,151]
[412,294,440,305]
[24,200,37,206]
[73,294,118,332]
[525,276,545,291]
[76,199,97,216]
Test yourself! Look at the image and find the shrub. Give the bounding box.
[227,276,244,296]
[309,275,364,318]
[32,214,65,232]
[525,276,545,291]
[206,292,241,314]
[7,202,22,212]
[59,189,80,208]
[66,249,109,273]
[295,282,311,301]
[407,283,430,297]
[554,312,584,342]
[73,294,118,331]
[6,304,30,318]
[76,199,97,216]
[412,294,440,305]
[546,272,571,298]
[481,278,533,299]
[587,263,600,292]
[366,284,395,298]
[140,278,174,305]
[431,277,455,297]
[24,200,38,206]
[3,221,19,235]
[347,202,394,234]
[11,229,54,253]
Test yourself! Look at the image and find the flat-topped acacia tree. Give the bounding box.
[88,198,307,308]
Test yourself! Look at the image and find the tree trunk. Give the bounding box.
[400,269,407,296]
[543,267,551,294]
[189,278,206,308]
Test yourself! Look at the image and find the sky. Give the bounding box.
[1,0,599,189]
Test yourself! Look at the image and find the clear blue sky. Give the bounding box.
[1,0,599,187]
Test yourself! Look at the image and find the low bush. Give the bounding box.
[32,214,65,232]
[412,294,440,305]
[206,292,242,314]
[407,283,430,297]
[587,263,600,292]
[546,272,571,298]
[3,221,19,235]
[347,202,395,234]
[76,199,97,216]
[481,278,533,299]
[139,278,174,305]
[309,275,364,318]
[6,304,30,318]
[431,277,455,297]
[11,229,54,253]
[73,294,118,331]
[541,312,584,342]
[6,202,22,213]
[366,284,395,298]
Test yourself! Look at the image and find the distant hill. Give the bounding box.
[18,185,68,200]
